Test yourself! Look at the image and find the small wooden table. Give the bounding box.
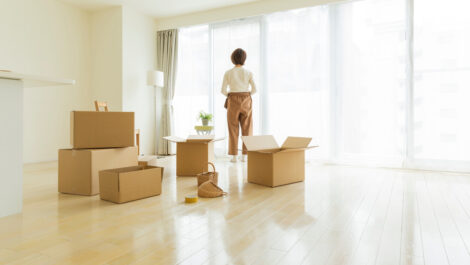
[194,125,214,135]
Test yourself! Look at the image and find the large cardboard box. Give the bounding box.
[70,111,135,149]
[164,135,224,176]
[58,147,138,195]
[242,135,317,187]
[99,165,164,204]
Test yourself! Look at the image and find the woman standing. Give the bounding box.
[221,48,257,162]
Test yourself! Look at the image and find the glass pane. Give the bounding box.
[265,6,330,159]
[336,0,406,162]
[174,25,210,137]
[414,0,470,161]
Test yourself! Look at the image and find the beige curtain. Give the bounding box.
[156,29,178,155]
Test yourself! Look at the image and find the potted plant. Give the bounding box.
[199,111,213,126]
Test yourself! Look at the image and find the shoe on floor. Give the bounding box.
[241,155,247,162]
[230,156,238,163]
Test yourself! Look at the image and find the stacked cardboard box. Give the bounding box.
[70,111,135,149]
[59,111,138,196]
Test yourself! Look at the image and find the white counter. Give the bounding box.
[0,71,74,218]
[0,71,75,87]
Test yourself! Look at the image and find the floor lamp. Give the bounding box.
[148,70,164,157]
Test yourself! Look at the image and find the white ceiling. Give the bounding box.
[60,0,261,18]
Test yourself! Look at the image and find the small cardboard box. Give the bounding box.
[164,135,224,176]
[242,135,317,187]
[99,165,164,204]
[70,111,135,149]
[138,155,157,167]
[58,147,138,195]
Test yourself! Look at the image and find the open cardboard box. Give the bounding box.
[70,111,135,149]
[164,135,224,176]
[58,146,138,195]
[242,135,318,187]
[99,165,164,204]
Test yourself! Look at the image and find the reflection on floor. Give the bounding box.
[1,157,470,264]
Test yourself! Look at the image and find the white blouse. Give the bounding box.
[221,67,257,96]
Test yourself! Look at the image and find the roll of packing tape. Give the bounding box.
[185,195,198,203]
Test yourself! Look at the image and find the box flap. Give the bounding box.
[305,145,319,150]
[256,149,282,154]
[163,136,187,143]
[242,135,279,151]
[277,145,319,153]
[212,137,225,142]
[281,137,312,149]
[187,135,215,143]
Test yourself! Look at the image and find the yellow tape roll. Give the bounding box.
[185,195,198,203]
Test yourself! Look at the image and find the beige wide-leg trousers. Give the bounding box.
[226,92,253,155]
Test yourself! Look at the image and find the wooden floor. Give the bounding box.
[1,158,470,265]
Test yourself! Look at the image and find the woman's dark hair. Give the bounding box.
[231,48,247,65]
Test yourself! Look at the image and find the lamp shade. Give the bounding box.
[148,70,164,87]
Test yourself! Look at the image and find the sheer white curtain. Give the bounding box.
[212,19,261,155]
[334,0,406,166]
[413,0,470,164]
[173,0,470,172]
[265,7,330,160]
[173,25,210,139]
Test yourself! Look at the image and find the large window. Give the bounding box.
[413,0,470,163]
[335,0,406,165]
[173,0,470,171]
[212,19,261,154]
[174,25,210,137]
[265,7,330,160]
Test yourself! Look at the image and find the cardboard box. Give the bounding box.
[242,135,317,187]
[58,147,138,195]
[164,135,224,176]
[138,155,157,167]
[70,111,135,149]
[99,165,164,204]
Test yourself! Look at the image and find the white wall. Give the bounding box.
[1,1,158,162]
[0,0,91,163]
[90,7,123,111]
[122,7,157,155]
[90,6,157,155]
